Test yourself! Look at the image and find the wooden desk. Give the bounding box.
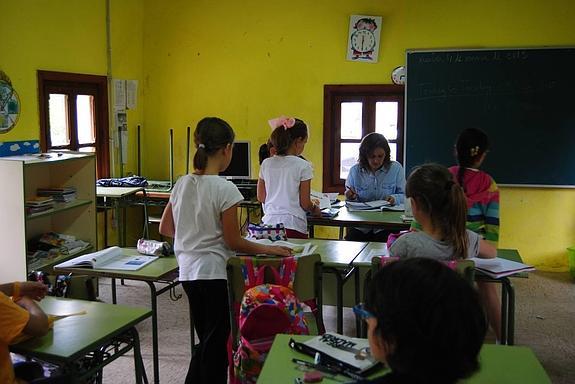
[11,297,151,383]
[287,239,368,335]
[353,245,524,345]
[307,208,410,239]
[97,186,144,247]
[54,248,180,384]
[259,334,551,383]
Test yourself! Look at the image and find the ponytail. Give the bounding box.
[406,164,469,259]
[269,118,308,155]
[454,128,490,193]
[193,117,235,171]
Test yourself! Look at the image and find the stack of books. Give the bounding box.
[25,196,54,215]
[471,257,535,278]
[37,187,77,202]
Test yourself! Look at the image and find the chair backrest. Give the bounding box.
[370,256,475,284]
[226,253,324,343]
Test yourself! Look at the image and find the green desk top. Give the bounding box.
[54,248,179,281]
[287,239,368,267]
[11,297,151,363]
[258,334,550,384]
[308,208,410,230]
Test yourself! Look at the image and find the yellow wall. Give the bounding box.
[3,0,575,270]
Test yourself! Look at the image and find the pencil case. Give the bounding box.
[137,238,172,257]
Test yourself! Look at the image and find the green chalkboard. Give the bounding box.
[406,48,575,187]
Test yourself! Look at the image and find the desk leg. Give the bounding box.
[103,197,108,247]
[339,227,344,240]
[131,328,148,384]
[111,278,117,304]
[354,267,361,337]
[146,281,160,384]
[309,225,315,239]
[500,280,508,345]
[502,277,515,345]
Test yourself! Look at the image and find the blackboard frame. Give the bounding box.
[405,47,575,188]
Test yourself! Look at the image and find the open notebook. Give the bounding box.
[470,257,535,278]
[55,246,158,271]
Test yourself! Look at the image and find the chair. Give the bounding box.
[226,254,325,344]
[358,257,475,337]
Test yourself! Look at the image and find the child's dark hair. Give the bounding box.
[366,258,487,383]
[406,163,468,259]
[258,140,273,164]
[269,118,308,155]
[193,117,235,171]
[358,133,391,172]
[455,128,490,191]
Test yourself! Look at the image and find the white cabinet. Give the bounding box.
[0,152,97,281]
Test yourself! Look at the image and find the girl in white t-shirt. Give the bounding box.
[257,116,321,238]
[159,117,291,384]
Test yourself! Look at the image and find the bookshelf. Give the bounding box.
[0,152,97,281]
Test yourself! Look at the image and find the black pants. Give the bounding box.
[182,279,230,384]
[345,227,391,242]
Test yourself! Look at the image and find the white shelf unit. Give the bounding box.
[0,152,97,281]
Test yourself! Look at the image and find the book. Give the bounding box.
[470,257,535,278]
[346,200,390,212]
[380,203,405,212]
[55,246,158,271]
[301,332,379,374]
[307,208,339,219]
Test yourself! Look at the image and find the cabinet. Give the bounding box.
[0,152,97,281]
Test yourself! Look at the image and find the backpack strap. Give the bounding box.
[278,256,298,289]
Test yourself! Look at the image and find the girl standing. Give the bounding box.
[159,117,291,384]
[389,163,501,340]
[450,128,499,244]
[257,116,321,239]
[345,132,405,241]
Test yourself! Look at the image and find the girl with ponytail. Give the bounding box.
[389,163,501,341]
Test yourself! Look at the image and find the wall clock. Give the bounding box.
[347,15,382,63]
[391,66,406,85]
[0,72,20,134]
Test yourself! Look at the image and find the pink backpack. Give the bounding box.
[230,257,311,384]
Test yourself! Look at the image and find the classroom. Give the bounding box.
[1,0,574,383]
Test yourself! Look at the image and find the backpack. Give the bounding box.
[231,256,310,384]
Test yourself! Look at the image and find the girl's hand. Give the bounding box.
[268,246,293,257]
[385,195,396,206]
[20,282,48,301]
[345,187,358,200]
[311,203,322,217]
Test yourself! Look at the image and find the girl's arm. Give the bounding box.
[159,202,175,238]
[478,238,497,258]
[222,204,292,256]
[257,178,266,203]
[299,179,321,216]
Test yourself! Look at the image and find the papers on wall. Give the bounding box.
[470,257,535,278]
[244,239,317,256]
[55,246,158,271]
[346,200,390,212]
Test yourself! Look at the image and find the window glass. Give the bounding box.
[375,101,398,140]
[76,95,95,145]
[341,102,363,140]
[388,143,397,161]
[340,142,360,180]
[48,94,69,146]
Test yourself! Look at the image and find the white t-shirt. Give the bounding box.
[169,174,244,281]
[259,155,313,234]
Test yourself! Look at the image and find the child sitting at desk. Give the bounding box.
[357,258,487,383]
[389,163,501,341]
[0,281,50,384]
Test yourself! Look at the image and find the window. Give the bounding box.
[323,85,404,193]
[38,71,110,178]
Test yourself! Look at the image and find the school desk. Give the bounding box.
[96,186,145,247]
[352,244,524,345]
[285,238,368,335]
[307,208,411,239]
[10,296,150,383]
[258,334,551,384]
[54,248,180,384]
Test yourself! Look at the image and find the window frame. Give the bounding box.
[323,84,404,193]
[38,70,110,178]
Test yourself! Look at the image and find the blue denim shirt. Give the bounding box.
[345,161,406,205]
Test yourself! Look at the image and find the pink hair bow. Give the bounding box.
[268,116,296,130]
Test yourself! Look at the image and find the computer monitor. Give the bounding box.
[220,141,251,179]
